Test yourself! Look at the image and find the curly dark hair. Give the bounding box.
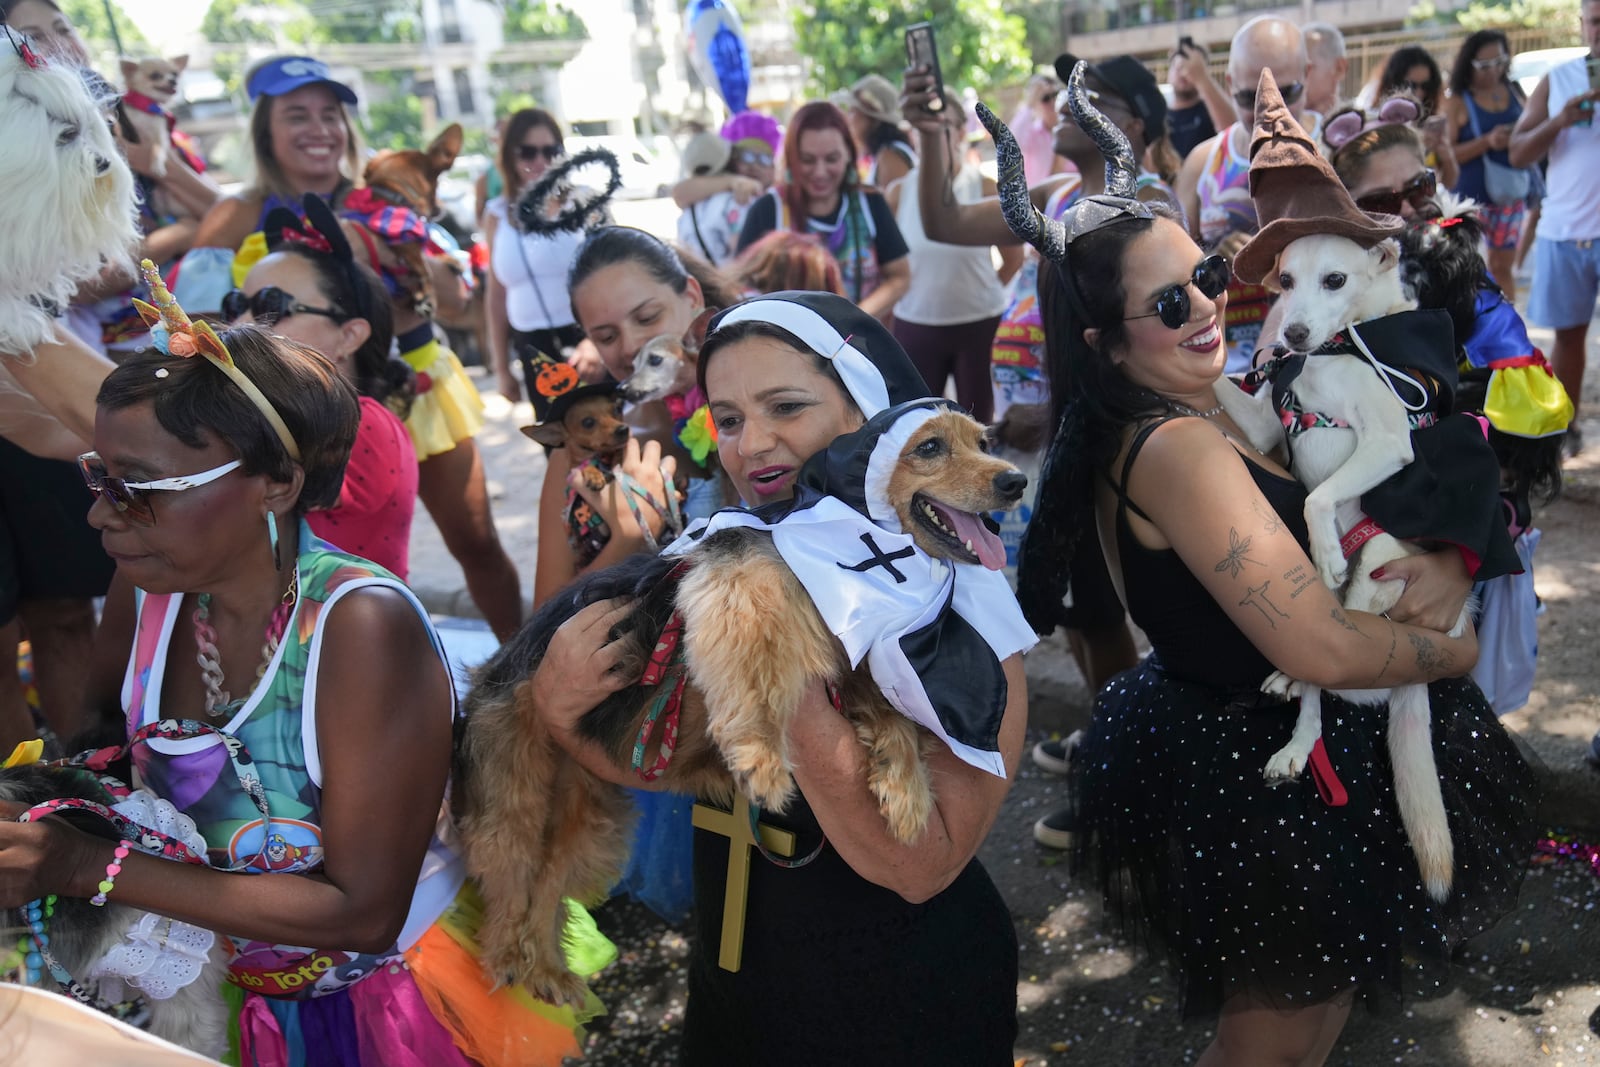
[1448,30,1513,98]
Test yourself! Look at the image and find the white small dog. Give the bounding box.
[1214,232,1459,901]
[0,45,139,355]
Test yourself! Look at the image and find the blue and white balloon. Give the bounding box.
[684,0,751,115]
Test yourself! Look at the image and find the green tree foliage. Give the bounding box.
[792,0,1031,93]
[60,0,150,56]
[1408,0,1581,33]
[499,0,587,41]
[198,0,421,48]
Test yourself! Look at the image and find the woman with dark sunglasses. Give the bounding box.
[1444,29,1532,303]
[986,72,1531,1065]
[233,197,420,579]
[483,107,589,408]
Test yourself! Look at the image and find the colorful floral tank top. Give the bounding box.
[1197,123,1275,373]
[121,522,464,999]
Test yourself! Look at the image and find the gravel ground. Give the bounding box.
[570,748,1600,1066]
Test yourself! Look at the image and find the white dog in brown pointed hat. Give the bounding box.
[1210,69,1519,904]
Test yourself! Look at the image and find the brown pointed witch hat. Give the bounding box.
[1232,69,1404,285]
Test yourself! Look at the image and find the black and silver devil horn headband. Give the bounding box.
[974,101,1065,262]
[1065,61,1139,198]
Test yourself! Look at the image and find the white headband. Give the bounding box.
[712,299,892,417]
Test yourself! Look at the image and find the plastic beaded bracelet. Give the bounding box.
[89,840,132,908]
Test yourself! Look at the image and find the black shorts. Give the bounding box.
[0,437,116,626]
[1063,538,1127,632]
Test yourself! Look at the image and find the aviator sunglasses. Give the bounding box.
[78,452,242,525]
[518,143,562,162]
[1354,169,1437,216]
[1124,255,1231,330]
[222,286,348,325]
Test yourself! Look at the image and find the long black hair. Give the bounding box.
[1016,205,1183,634]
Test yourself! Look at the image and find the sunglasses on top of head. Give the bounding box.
[1354,169,1438,216]
[78,452,242,526]
[517,143,562,162]
[1124,255,1231,330]
[222,286,349,325]
[1233,81,1303,111]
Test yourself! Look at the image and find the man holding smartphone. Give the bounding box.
[1509,0,1600,455]
[1167,36,1233,158]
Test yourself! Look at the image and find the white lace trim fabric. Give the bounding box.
[83,791,218,1000]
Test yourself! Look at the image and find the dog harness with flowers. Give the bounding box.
[120,522,464,999]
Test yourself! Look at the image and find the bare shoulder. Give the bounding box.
[193,193,264,249]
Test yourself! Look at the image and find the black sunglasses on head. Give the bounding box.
[1354,169,1438,216]
[222,286,348,325]
[518,143,562,162]
[1233,81,1304,111]
[1124,255,1231,330]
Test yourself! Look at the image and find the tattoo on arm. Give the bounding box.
[1285,564,1316,599]
[1408,631,1455,676]
[1251,499,1286,534]
[1373,623,1398,686]
[1330,607,1365,635]
[1239,579,1290,629]
[1214,528,1263,579]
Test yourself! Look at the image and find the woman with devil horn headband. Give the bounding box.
[984,62,1534,1062]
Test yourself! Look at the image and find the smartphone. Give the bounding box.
[905,22,945,112]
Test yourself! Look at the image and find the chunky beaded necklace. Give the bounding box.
[193,571,299,718]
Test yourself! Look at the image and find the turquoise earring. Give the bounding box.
[267,511,281,571]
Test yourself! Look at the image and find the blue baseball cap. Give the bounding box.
[246,56,358,105]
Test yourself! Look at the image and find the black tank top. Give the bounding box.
[1108,417,1312,689]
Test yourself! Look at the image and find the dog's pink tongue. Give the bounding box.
[939,506,1009,571]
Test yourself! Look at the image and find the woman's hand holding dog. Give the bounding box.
[1373,548,1473,633]
[0,816,104,909]
[567,436,679,551]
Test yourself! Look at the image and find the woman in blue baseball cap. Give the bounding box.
[176,55,365,313]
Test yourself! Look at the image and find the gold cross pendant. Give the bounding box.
[691,796,796,972]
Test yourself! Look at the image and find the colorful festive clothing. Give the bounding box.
[120,526,604,1065]
[1197,123,1276,374]
[307,396,419,579]
[398,329,487,460]
[736,188,908,305]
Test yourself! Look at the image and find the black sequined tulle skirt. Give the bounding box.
[1072,657,1538,1020]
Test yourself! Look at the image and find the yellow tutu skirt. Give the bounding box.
[402,339,488,459]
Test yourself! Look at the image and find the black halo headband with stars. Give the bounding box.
[515,146,623,236]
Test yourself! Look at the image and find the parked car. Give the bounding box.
[1510,46,1589,97]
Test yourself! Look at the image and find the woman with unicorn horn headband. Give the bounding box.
[978,62,1534,1063]
[0,262,612,1065]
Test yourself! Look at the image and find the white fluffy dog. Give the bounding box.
[1214,232,1458,902]
[0,45,139,355]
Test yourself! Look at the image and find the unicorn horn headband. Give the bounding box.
[130,260,303,462]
